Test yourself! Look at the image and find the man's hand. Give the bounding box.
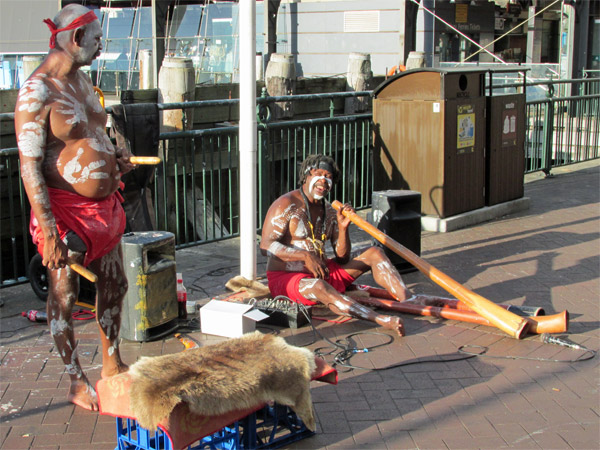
[115,146,135,174]
[336,202,354,230]
[42,233,69,270]
[304,252,330,279]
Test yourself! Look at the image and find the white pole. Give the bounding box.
[239,0,257,280]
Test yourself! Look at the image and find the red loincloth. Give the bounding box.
[266,259,356,306]
[30,187,126,267]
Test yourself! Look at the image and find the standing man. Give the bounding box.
[261,154,452,336]
[15,4,132,410]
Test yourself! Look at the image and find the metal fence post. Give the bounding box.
[542,85,555,176]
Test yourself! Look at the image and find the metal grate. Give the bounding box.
[343,11,380,33]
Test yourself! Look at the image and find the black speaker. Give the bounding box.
[368,190,421,274]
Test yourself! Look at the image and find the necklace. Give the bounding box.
[300,187,327,258]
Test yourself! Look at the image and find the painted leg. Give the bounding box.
[353,247,413,301]
[89,244,129,379]
[299,278,404,336]
[47,251,98,411]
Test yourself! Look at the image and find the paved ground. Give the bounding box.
[0,160,598,450]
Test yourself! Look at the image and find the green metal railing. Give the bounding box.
[1,79,599,287]
[153,91,373,248]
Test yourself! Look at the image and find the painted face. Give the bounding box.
[76,20,103,65]
[307,168,333,200]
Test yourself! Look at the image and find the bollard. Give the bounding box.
[265,53,296,120]
[344,52,372,114]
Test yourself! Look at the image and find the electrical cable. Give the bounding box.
[72,309,96,321]
[458,342,596,363]
[274,296,596,370]
[290,298,476,372]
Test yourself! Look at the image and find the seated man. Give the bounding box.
[260,154,451,336]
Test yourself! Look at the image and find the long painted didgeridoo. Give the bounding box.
[332,200,530,339]
[67,259,98,283]
[353,285,546,316]
[130,156,161,165]
[351,296,568,334]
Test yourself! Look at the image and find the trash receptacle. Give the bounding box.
[372,68,487,218]
[120,231,178,342]
[485,70,526,206]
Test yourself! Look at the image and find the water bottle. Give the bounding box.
[22,310,47,322]
[176,273,187,319]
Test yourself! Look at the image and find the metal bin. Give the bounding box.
[119,231,178,342]
[373,68,487,218]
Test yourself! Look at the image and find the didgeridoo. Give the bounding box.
[130,156,161,165]
[346,293,568,335]
[67,259,98,283]
[332,200,530,339]
[355,285,546,317]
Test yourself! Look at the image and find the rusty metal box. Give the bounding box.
[120,231,178,342]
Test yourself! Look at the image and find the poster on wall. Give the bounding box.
[457,104,475,153]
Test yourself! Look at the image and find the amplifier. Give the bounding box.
[253,297,311,329]
[368,190,421,274]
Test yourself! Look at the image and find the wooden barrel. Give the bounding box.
[405,51,426,70]
[158,57,195,132]
[345,52,372,114]
[265,53,296,120]
[138,49,154,89]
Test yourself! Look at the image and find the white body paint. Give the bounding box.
[62,148,108,184]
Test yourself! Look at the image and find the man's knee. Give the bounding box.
[359,245,387,262]
[298,278,331,299]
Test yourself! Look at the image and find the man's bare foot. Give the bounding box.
[68,379,99,411]
[376,315,405,336]
[101,362,129,379]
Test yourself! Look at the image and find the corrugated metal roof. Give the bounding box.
[0,0,59,53]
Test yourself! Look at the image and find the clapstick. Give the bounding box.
[130,156,161,165]
[67,259,98,283]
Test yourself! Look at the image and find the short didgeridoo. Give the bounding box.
[346,294,568,334]
[332,200,530,339]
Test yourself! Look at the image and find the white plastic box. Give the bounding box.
[200,300,269,338]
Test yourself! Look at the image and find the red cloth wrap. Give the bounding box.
[43,10,98,49]
[267,259,356,306]
[30,187,126,267]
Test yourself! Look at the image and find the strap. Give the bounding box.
[43,11,98,49]
[300,188,326,237]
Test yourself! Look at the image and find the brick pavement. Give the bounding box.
[0,160,598,449]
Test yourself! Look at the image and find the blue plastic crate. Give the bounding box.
[115,417,240,450]
[240,404,314,449]
[114,403,312,450]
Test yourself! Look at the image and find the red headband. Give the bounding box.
[43,11,98,49]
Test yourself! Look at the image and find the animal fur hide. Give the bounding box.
[129,331,317,432]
